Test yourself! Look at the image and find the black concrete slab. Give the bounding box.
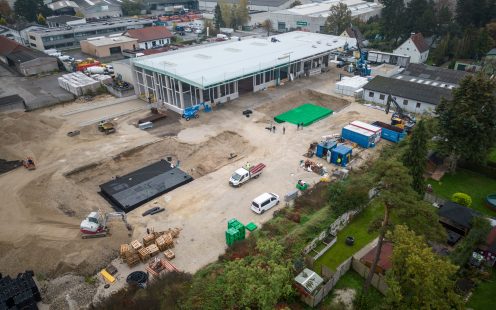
[99,160,193,213]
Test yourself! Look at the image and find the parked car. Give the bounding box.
[194,29,202,34]
[251,192,279,214]
[184,27,192,33]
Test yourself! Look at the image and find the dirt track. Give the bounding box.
[0,70,392,306]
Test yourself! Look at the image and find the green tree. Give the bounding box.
[0,0,11,18]
[385,225,463,309]
[36,13,45,25]
[402,120,428,196]
[261,19,272,36]
[289,0,301,8]
[213,4,224,29]
[219,0,233,29]
[235,0,250,27]
[14,0,51,22]
[450,217,492,266]
[121,0,142,16]
[435,74,496,170]
[223,239,294,309]
[363,159,445,293]
[0,16,5,25]
[379,0,406,42]
[328,175,371,217]
[324,3,352,35]
[456,0,495,28]
[405,0,437,37]
[451,192,472,207]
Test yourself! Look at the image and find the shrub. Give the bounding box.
[451,192,472,207]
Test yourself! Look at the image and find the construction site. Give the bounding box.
[0,67,394,307]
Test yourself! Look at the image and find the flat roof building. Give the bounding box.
[131,31,356,113]
[80,35,138,58]
[250,0,383,33]
[26,18,153,51]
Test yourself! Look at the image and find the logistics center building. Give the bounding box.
[131,31,356,113]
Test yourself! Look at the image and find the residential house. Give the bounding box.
[393,33,429,64]
[0,36,58,76]
[0,26,23,44]
[362,63,471,114]
[340,27,368,47]
[125,26,173,49]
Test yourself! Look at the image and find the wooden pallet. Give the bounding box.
[160,258,179,272]
[131,240,143,251]
[120,244,131,259]
[164,249,175,260]
[126,254,140,267]
[143,234,156,247]
[147,244,160,257]
[138,247,151,262]
[155,235,167,251]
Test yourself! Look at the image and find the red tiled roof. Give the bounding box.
[411,33,429,53]
[360,241,393,274]
[0,36,22,56]
[125,26,173,43]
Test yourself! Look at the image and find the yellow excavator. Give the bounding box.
[385,94,416,133]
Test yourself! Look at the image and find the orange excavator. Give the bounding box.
[23,157,36,170]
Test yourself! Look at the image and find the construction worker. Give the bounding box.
[283,126,286,134]
[337,156,342,165]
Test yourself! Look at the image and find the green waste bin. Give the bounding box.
[227,218,239,229]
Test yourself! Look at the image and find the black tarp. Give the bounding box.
[100,160,193,213]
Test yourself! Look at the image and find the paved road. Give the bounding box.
[0,65,74,110]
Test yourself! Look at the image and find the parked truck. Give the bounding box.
[229,163,266,187]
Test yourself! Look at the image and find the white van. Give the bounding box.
[251,192,280,214]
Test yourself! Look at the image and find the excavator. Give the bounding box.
[80,211,132,239]
[350,25,371,77]
[385,94,416,133]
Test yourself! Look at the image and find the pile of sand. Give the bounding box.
[0,112,62,159]
[256,89,350,117]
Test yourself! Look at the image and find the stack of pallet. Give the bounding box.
[147,244,160,257]
[143,234,156,247]
[138,247,151,262]
[120,244,140,267]
[146,257,165,278]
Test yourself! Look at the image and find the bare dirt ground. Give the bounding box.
[0,68,392,308]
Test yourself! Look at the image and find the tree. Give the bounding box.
[385,225,463,309]
[75,11,84,18]
[219,0,233,29]
[36,13,45,25]
[405,0,437,37]
[456,0,495,28]
[121,0,142,16]
[402,120,428,196]
[214,4,224,29]
[435,74,496,170]
[235,0,250,27]
[363,159,445,293]
[0,17,5,25]
[261,19,272,36]
[14,0,51,22]
[289,0,301,8]
[324,3,352,35]
[450,217,492,266]
[223,239,294,309]
[0,0,11,18]
[328,175,371,217]
[379,0,406,42]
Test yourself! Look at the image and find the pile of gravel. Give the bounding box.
[40,274,97,310]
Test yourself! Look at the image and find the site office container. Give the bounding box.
[350,120,382,143]
[372,121,407,143]
[341,125,375,148]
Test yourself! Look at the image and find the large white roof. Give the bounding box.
[133,31,356,88]
[279,0,382,18]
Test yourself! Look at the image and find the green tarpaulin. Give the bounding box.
[274,103,333,126]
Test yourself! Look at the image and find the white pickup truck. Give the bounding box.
[229,163,266,187]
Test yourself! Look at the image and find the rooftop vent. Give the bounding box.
[225,47,242,53]
[194,54,211,59]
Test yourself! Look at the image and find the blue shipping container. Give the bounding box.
[331,145,352,166]
[316,141,337,158]
[341,125,375,148]
[372,121,406,143]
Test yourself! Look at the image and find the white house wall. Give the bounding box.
[138,38,171,49]
[393,38,429,64]
[363,89,436,114]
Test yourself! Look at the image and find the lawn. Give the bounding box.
[428,169,496,217]
[488,148,496,164]
[313,204,382,273]
[467,271,496,310]
[319,270,383,309]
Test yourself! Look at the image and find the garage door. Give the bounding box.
[109,46,122,55]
